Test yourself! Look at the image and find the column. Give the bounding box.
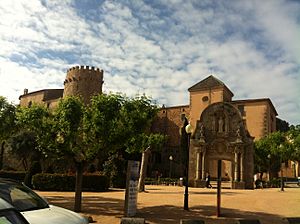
[234,152,238,181]
[240,153,244,182]
[195,151,201,180]
[201,152,206,180]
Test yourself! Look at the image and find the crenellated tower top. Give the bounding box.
[63,65,104,104]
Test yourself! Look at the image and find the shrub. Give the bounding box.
[24,161,42,188]
[103,154,127,188]
[83,174,110,191]
[32,173,109,191]
[32,173,74,191]
[111,174,127,188]
[145,177,156,185]
[144,177,179,185]
[267,178,281,188]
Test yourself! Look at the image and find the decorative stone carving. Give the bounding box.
[189,102,254,189]
[218,116,224,133]
[199,123,204,138]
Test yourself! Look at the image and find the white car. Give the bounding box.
[0,178,88,224]
[0,198,30,224]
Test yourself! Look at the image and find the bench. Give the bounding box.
[284,180,300,187]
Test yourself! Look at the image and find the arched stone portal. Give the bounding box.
[188,102,254,189]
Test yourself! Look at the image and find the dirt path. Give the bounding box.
[37,186,300,224]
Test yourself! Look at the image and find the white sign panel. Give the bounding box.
[124,160,140,217]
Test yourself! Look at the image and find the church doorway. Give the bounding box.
[188,102,254,189]
[207,159,233,188]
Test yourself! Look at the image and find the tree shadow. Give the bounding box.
[44,194,288,224]
[45,195,125,218]
[142,189,240,195]
[107,188,125,192]
[138,204,287,224]
[190,191,239,195]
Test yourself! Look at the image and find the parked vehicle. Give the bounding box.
[0,198,30,224]
[0,178,88,224]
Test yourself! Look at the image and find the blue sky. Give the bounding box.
[0,0,299,125]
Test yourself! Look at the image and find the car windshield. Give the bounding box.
[0,182,49,212]
[0,209,29,224]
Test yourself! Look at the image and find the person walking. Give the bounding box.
[206,172,213,188]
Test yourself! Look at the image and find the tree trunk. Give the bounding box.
[0,141,5,170]
[138,147,151,192]
[74,162,83,212]
[22,159,28,171]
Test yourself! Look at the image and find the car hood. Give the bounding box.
[22,205,88,224]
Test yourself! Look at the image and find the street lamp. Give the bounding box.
[267,154,271,181]
[169,155,173,178]
[184,122,192,211]
[279,144,284,192]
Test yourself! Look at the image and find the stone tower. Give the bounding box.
[63,65,104,104]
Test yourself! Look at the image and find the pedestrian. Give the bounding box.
[206,172,212,188]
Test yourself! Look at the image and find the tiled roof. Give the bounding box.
[19,89,63,101]
[188,75,233,96]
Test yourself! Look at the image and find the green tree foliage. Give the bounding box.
[254,129,300,179]
[88,93,164,155]
[8,131,37,171]
[52,94,164,211]
[52,96,87,212]
[85,93,124,157]
[54,96,85,159]
[8,94,163,211]
[286,125,300,162]
[16,104,53,153]
[254,137,271,174]
[88,93,165,187]
[15,104,52,186]
[0,97,16,169]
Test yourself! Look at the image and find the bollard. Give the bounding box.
[179,177,183,186]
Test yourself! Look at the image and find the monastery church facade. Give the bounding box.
[19,65,296,188]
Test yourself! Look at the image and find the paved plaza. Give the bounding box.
[38,185,300,224]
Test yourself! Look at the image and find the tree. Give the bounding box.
[88,93,164,189]
[285,125,300,178]
[16,94,165,212]
[0,97,16,170]
[8,131,37,171]
[53,96,88,212]
[138,134,165,192]
[287,125,300,162]
[16,103,53,150]
[254,131,287,179]
[15,104,52,186]
[254,137,272,179]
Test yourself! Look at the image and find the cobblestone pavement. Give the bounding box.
[37,185,300,224]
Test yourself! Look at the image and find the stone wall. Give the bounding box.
[232,99,277,140]
[63,65,103,104]
[19,91,46,107]
[151,105,190,177]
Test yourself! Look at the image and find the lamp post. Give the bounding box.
[184,122,192,211]
[267,154,271,181]
[279,144,284,192]
[169,155,173,178]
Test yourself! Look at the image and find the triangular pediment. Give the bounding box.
[188,75,233,97]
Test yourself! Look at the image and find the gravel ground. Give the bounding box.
[37,185,300,224]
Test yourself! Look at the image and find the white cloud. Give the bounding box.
[0,0,299,125]
[251,0,300,63]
